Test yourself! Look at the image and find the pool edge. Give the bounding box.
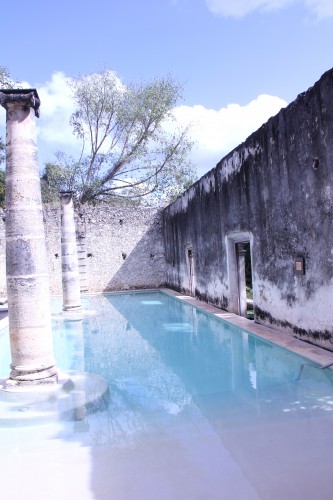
[160,288,333,369]
[2,287,333,369]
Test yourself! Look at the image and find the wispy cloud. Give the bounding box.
[205,0,333,19]
[0,71,287,176]
[34,72,287,174]
[0,73,77,147]
[174,94,287,173]
[36,72,77,146]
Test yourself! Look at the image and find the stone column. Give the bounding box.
[0,89,57,388]
[77,231,89,293]
[60,191,82,313]
[76,205,89,293]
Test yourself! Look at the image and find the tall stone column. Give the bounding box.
[76,205,89,293]
[60,191,82,313]
[0,89,57,388]
[76,231,89,293]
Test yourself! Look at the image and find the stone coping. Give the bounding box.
[160,288,333,369]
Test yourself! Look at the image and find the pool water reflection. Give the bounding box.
[1,291,333,499]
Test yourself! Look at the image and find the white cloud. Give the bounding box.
[36,72,77,147]
[0,73,78,147]
[35,72,287,175]
[306,0,333,18]
[173,94,287,174]
[1,71,287,176]
[205,0,333,19]
[0,73,80,168]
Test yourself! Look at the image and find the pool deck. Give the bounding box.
[161,288,333,368]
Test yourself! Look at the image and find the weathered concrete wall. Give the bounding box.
[0,206,166,295]
[164,68,333,350]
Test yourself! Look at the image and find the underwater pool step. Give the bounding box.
[0,371,109,426]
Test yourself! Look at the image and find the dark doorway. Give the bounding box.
[244,242,253,320]
[187,248,195,296]
[235,241,253,319]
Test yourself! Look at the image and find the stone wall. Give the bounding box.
[0,206,166,295]
[163,68,333,350]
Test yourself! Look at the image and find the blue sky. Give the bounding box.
[1,0,333,175]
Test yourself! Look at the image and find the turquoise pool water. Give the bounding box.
[1,291,333,499]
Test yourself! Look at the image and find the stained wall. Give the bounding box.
[163,68,333,349]
[0,206,166,295]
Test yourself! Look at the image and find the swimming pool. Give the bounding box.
[1,290,333,499]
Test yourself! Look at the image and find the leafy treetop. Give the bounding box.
[43,70,196,205]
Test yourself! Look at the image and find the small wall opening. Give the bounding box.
[226,232,254,319]
[244,243,253,319]
[186,246,195,296]
[236,241,253,320]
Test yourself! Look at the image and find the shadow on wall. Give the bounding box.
[103,224,167,291]
[39,206,167,294]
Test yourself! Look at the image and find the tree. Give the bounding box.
[47,70,196,205]
[0,169,5,208]
[40,162,73,204]
[0,66,15,89]
[0,137,5,165]
[0,66,18,207]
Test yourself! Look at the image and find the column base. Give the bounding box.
[2,365,58,391]
[53,309,97,321]
[62,306,83,321]
[63,304,82,312]
[1,373,58,391]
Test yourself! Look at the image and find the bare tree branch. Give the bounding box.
[43,69,197,205]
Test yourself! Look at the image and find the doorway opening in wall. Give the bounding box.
[241,242,253,320]
[187,247,195,296]
[226,233,254,320]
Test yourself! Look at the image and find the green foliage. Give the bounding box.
[52,69,197,205]
[0,66,17,206]
[0,66,15,89]
[0,137,5,166]
[0,80,7,207]
[40,162,72,204]
[0,170,5,208]
[0,66,13,170]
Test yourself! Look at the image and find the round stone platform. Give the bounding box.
[0,370,109,426]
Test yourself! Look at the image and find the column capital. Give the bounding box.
[59,191,76,205]
[59,191,75,197]
[0,88,41,118]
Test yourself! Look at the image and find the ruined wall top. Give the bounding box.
[165,66,333,215]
